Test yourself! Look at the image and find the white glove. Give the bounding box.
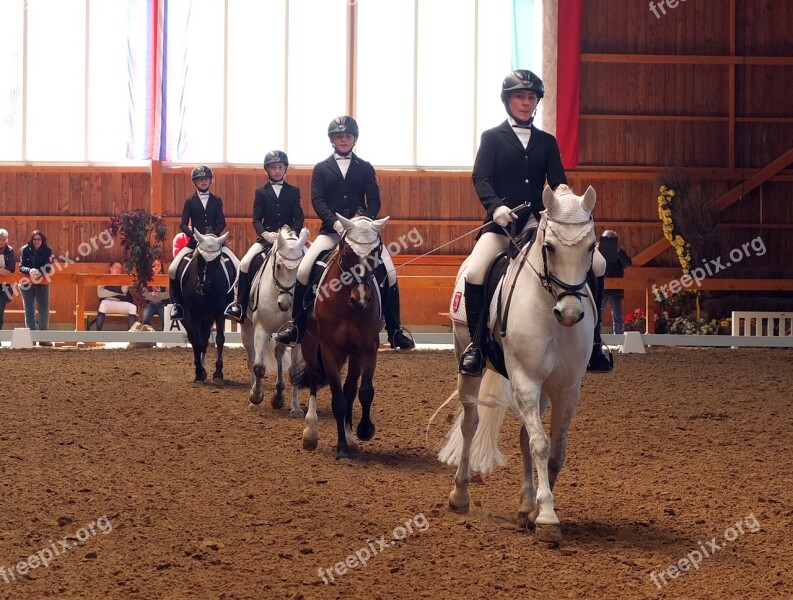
[262,231,278,245]
[333,220,345,236]
[493,205,516,227]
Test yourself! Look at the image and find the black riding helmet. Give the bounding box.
[327,116,359,139]
[264,150,289,168]
[191,165,213,181]
[501,70,544,126]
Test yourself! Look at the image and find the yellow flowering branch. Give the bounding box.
[657,185,692,275]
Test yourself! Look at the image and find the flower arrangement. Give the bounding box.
[624,308,647,332]
[668,316,719,335]
[657,185,692,274]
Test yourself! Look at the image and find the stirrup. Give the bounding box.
[274,322,300,346]
[388,328,416,351]
[459,342,485,377]
[587,342,613,372]
[170,304,185,321]
[224,302,244,324]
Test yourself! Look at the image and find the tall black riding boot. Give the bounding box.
[274,282,310,345]
[95,311,106,332]
[169,277,185,321]
[128,314,138,329]
[383,282,415,350]
[587,272,613,372]
[224,269,250,324]
[459,281,487,376]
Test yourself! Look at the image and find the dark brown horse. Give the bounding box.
[293,214,389,461]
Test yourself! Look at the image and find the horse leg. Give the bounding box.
[270,338,286,409]
[288,345,304,417]
[449,374,482,514]
[518,393,552,529]
[356,349,377,442]
[302,339,320,451]
[212,325,225,384]
[245,321,264,406]
[342,358,361,453]
[548,389,578,490]
[322,351,350,462]
[512,377,561,543]
[189,325,207,382]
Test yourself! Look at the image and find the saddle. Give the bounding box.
[175,249,237,300]
[247,246,272,312]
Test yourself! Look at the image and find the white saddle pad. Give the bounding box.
[449,263,503,329]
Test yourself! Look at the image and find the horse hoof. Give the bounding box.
[356,422,376,442]
[517,512,536,530]
[335,453,352,464]
[194,377,206,384]
[270,392,284,409]
[212,377,224,386]
[289,408,305,418]
[535,523,562,544]
[302,432,318,451]
[248,391,264,406]
[448,490,470,514]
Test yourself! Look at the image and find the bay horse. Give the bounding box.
[436,184,598,543]
[241,226,309,415]
[292,214,388,461]
[181,231,237,383]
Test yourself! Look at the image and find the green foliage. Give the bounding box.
[108,209,168,309]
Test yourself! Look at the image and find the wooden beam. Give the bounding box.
[581,54,793,66]
[717,146,793,212]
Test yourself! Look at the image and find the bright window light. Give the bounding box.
[0,0,24,161]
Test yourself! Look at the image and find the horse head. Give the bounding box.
[534,184,597,326]
[193,231,229,295]
[272,226,309,311]
[336,213,389,309]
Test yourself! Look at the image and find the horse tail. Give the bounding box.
[288,351,329,389]
[436,371,511,475]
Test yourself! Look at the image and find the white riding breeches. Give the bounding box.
[297,233,339,284]
[98,299,137,315]
[240,241,269,274]
[297,233,397,287]
[466,215,539,285]
[168,245,240,278]
[592,248,606,277]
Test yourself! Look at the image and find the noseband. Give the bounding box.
[271,248,298,295]
[531,215,592,302]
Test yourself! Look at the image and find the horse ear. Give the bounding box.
[217,232,230,245]
[336,214,356,231]
[543,185,558,213]
[276,228,286,249]
[371,216,390,232]
[194,230,205,243]
[581,185,597,212]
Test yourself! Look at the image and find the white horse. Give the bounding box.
[241,226,309,416]
[437,184,598,543]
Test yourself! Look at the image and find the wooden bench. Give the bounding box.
[77,310,161,331]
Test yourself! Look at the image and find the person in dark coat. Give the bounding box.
[225,151,305,323]
[275,116,414,350]
[599,230,632,335]
[19,229,56,343]
[168,165,239,321]
[459,70,611,375]
[0,229,16,330]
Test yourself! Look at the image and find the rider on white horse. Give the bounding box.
[459,70,611,376]
[169,165,240,321]
[225,150,305,324]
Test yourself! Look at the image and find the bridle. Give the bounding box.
[530,214,594,302]
[336,230,382,286]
